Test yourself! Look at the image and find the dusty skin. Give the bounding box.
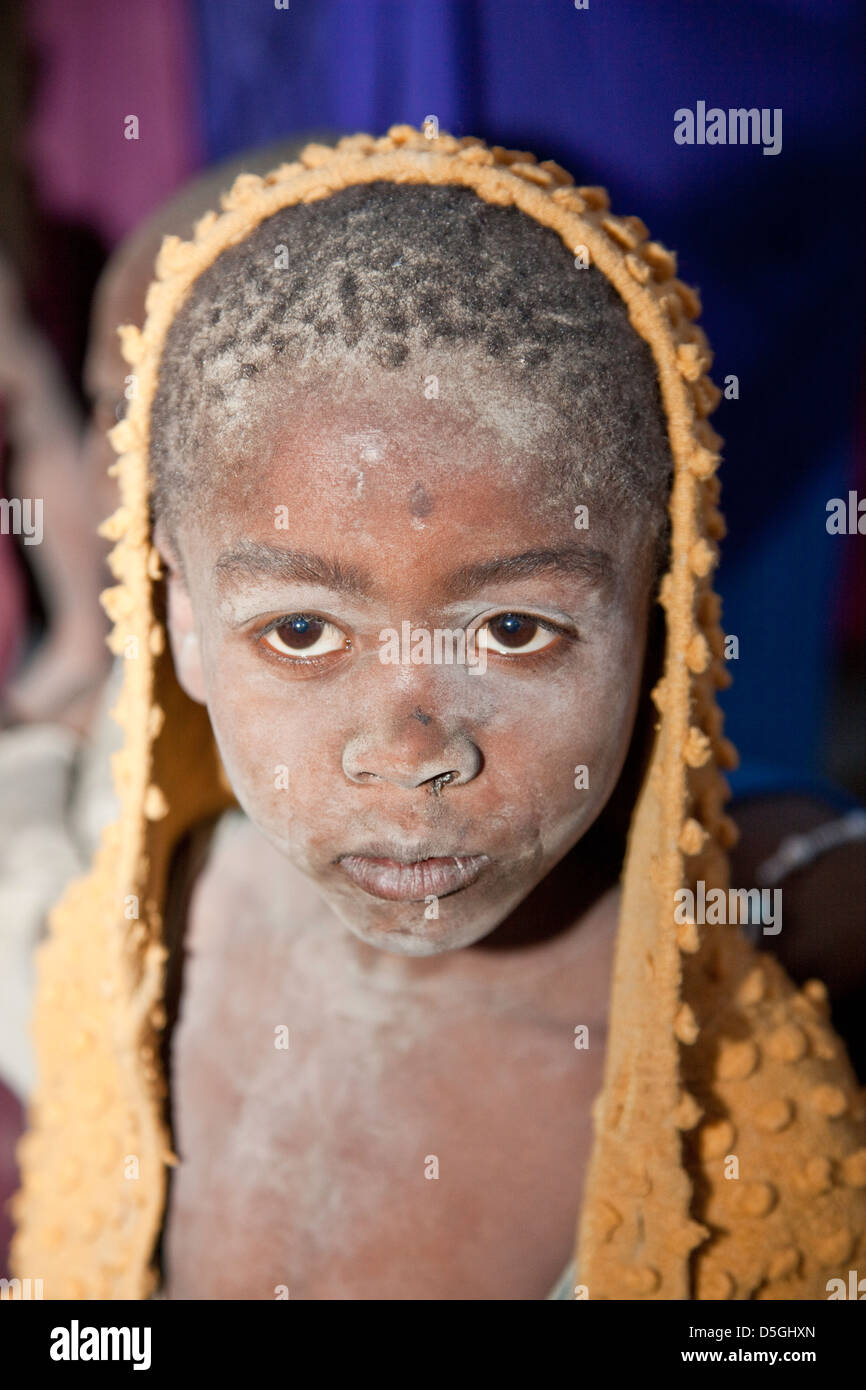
[158,355,659,1298]
[165,816,619,1299]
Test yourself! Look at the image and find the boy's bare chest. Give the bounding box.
[160,818,611,1300]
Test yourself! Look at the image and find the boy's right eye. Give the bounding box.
[259,614,349,660]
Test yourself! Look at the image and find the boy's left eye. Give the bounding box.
[476,613,563,655]
[260,614,348,659]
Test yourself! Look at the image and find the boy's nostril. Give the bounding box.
[429,771,459,796]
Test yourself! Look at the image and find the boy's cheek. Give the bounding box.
[198,659,349,857]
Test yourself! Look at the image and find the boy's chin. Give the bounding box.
[323,890,510,957]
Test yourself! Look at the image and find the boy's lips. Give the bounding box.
[337,850,490,901]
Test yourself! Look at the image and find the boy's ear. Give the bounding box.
[153,519,207,706]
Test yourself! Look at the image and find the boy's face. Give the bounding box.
[163,358,659,955]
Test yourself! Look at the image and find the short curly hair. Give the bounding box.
[149,180,673,566]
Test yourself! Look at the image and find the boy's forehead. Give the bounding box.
[177,354,655,611]
[174,352,659,601]
[209,354,572,513]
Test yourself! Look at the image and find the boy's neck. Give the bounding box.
[337,820,622,1021]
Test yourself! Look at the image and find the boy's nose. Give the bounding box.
[341,715,482,790]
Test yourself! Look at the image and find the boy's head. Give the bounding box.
[149,181,673,955]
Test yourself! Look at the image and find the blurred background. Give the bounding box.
[0,0,863,1275]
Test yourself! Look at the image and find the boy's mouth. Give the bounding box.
[337,850,490,901]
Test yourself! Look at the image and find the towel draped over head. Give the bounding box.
[11,126,866,1300]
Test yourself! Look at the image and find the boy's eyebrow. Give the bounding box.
[441,545,614,598]
[214,542,373,597]
[213,540,613,598]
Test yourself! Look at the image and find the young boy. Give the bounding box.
[11,127,866,1302]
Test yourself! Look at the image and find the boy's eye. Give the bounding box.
[261,614,348,659]
[477,613,562,655]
